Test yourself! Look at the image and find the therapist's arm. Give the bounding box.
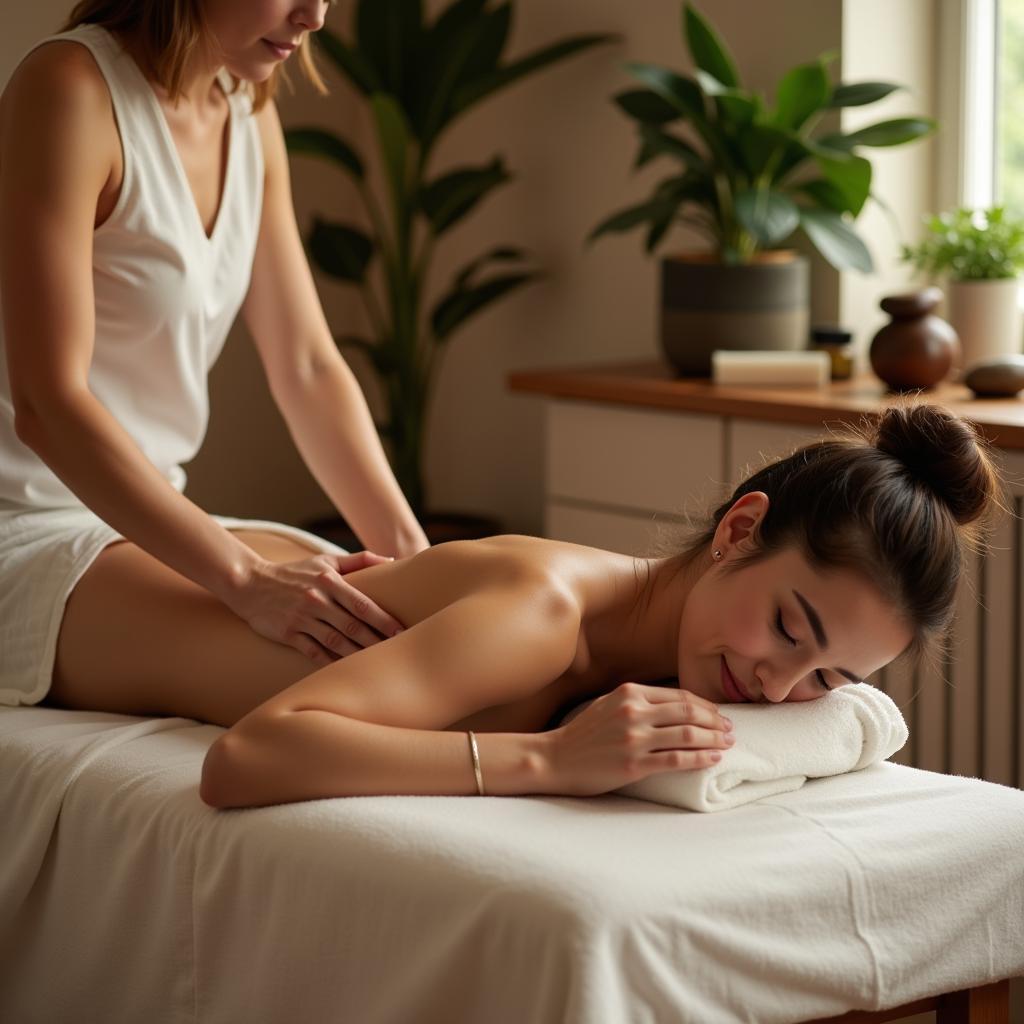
[239,98,428,559]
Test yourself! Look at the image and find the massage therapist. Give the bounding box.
[0,1,427,717]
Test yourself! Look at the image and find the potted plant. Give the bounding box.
[287,0,612,545]
[591,1,936,376]
[900,206,1024,371]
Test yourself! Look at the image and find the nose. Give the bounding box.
[292,1,326,33]
[755,659,807,703]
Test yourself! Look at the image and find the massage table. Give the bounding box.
[1,705,1021,1023]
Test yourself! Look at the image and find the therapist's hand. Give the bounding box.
[224,549,406,667]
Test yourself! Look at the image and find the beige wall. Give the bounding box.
[839,0,938,371]
[2,0,936,535]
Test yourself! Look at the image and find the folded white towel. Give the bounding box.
[560,684,908,812]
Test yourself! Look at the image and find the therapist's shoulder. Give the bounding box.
[1,40,119,210]
[3,36,114,122]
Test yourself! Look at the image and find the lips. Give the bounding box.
[720,656,754,703]
[262,39,297,59]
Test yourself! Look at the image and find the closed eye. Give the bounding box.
[775,608,796,645]
[775,608,831,691]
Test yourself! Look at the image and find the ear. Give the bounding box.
[713,491,769,556]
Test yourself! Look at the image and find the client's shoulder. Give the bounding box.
[442,534,620,615]
[417,533,571,588]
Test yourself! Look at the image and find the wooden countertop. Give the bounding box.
[507,360,1024,450]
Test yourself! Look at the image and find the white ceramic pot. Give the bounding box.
[945,277,1023,371]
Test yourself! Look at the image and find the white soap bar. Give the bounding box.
[711,350,831,387]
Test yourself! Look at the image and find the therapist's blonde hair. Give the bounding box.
[60,0,330,112]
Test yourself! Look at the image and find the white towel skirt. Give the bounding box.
[0,504,347,706]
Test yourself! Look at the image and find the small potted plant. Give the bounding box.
[900,206,1024,370]
[591,1,936,376]
[288,0,612,543]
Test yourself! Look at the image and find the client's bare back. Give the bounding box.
[48,530,331,726]
[48,533,600,729]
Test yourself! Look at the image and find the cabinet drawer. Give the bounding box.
[547,401,724,515]
[728,419,825,487]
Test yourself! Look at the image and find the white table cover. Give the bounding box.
[1,706,1022,1024]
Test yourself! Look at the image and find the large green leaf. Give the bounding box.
[624,63,739,171]
[453,246,525,289]
[817,117,936,149]
[693,69,735,97]
[313,26,380,94]
[793,178,851,214]
[309,219,374,282]
[805,137,855,162]
[769,136,813,184]
[693,71,759,123]
[814,151,872,216]
[637,125,707,172]
[625,63,705,120]
[799,207,873,273]
[419,158,511,234]
[416,15,489,148]
[645,208,676,253]
[409,0,488,139]
[683,3,740,88]
[423,0,488,52]
[614,89,680,125]
[732,122,791,180]
[654,172,714,204]
[283,128,364,180]
[734,189,800,245]
[715,93,759,124]
[588,198,681,242]
[827,81,903,108]
[431,272,539,340]
[371,93,410,209]
[451,34,614,116]
[457,2,511,88]
[355,0,422,96]
[774,62,829,131]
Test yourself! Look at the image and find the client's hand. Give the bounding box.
[224,550,405,667]
[547,682,735,797]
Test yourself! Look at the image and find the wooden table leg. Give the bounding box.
[937,979,1010,1024]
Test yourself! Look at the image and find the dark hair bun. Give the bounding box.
[873,404,999,526]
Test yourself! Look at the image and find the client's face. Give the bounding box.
[676,542,912,705]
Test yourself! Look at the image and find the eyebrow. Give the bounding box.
[792,589,864,685]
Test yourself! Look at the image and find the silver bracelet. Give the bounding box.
[467,730,485,796]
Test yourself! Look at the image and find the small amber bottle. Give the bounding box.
[810,325,854,381]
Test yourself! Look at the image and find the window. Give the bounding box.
[998,0,1024,216]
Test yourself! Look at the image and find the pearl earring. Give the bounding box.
[713,549,723,561]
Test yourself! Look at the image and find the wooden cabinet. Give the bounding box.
[513,363,1024,789]
[544,402,824,557]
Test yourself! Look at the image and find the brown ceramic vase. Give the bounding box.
[869,287,959,391]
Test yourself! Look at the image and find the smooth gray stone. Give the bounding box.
[963,355,1024,397]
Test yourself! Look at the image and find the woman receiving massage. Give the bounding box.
[187,403,999,807]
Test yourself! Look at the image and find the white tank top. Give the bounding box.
[0,22,264,509]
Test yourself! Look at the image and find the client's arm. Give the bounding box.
[200,577,580,807]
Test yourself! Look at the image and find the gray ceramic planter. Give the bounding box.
[660,252,810,376]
